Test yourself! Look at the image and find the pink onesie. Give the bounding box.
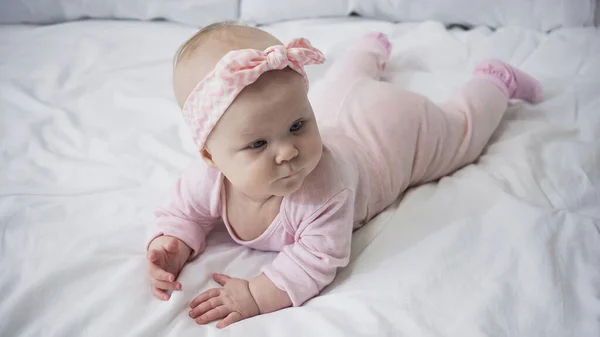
[150,37,522,307]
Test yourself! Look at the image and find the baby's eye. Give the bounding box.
[290,120,304,132]
[249,140,267,149]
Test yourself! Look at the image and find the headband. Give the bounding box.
[181,38,326,149]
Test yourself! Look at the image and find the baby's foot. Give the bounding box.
[474,59,543,103]
[352,32,392,69]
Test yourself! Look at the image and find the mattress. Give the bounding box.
[0,17,599,337]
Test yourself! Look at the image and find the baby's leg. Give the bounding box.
[410,60,542,184]
[311,33,392,120]
[324,32,391,81]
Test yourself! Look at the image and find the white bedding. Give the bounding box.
[1,18,599,337]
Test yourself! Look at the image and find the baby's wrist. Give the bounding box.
[248,277,265,314]
[248,274,292,314]
[177,239,192,254]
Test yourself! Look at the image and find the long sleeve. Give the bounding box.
[147,160,222,258]
[261,189,355,306]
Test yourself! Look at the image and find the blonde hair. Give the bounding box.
[173,21,246,68]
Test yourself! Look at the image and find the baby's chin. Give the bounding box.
[275,159,321,196]
[271,176,306,197]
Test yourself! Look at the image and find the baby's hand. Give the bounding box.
[147,235,191,301]
[189,273,260,328]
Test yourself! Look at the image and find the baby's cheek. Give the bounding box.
[245,160,272,183]
[305,134,322,158]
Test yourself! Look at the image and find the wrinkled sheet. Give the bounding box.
[0,17,599,337]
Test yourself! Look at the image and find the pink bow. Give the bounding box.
[182,38,326,149]
[214,38,325,90]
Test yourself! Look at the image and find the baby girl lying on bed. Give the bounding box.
[146,22,541,328]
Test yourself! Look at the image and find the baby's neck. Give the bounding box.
[224,178,279,208]
[223,178,283,241]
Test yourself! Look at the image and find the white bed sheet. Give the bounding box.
[0,18,599,337]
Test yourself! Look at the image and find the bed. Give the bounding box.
[1,2,599,337]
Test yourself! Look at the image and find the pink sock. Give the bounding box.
[351,32,392,69]
[474,59,543,103]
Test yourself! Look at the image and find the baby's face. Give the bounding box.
[205,69,323,198]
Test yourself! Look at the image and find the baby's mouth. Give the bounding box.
[282,168,302,179]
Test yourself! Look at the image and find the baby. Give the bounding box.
[146,22,542,328]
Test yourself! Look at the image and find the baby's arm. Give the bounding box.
[188,190,354,327]
[150,161,221,257]
[260,189,355,306]
[147,160,220,299]
[189,190,353,324]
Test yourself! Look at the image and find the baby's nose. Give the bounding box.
[276,144,299,164]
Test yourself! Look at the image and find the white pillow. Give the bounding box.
[596,0,600,26]
[0,0,239,26]
[352,0,597,31]
[240,0,351,25]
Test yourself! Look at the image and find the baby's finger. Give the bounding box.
[189,296,223,318]
[147,249,164,267]
[217,311,243,329]
[212,273,231,286]
[190,288,221,308]
[152,279,182,292]
[149,263,175,282]
[147,251,157,265]
[165,238,179,254]
[151,286,170,301]
[195,306,230,325]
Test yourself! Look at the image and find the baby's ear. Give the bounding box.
[200,147,217,168]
